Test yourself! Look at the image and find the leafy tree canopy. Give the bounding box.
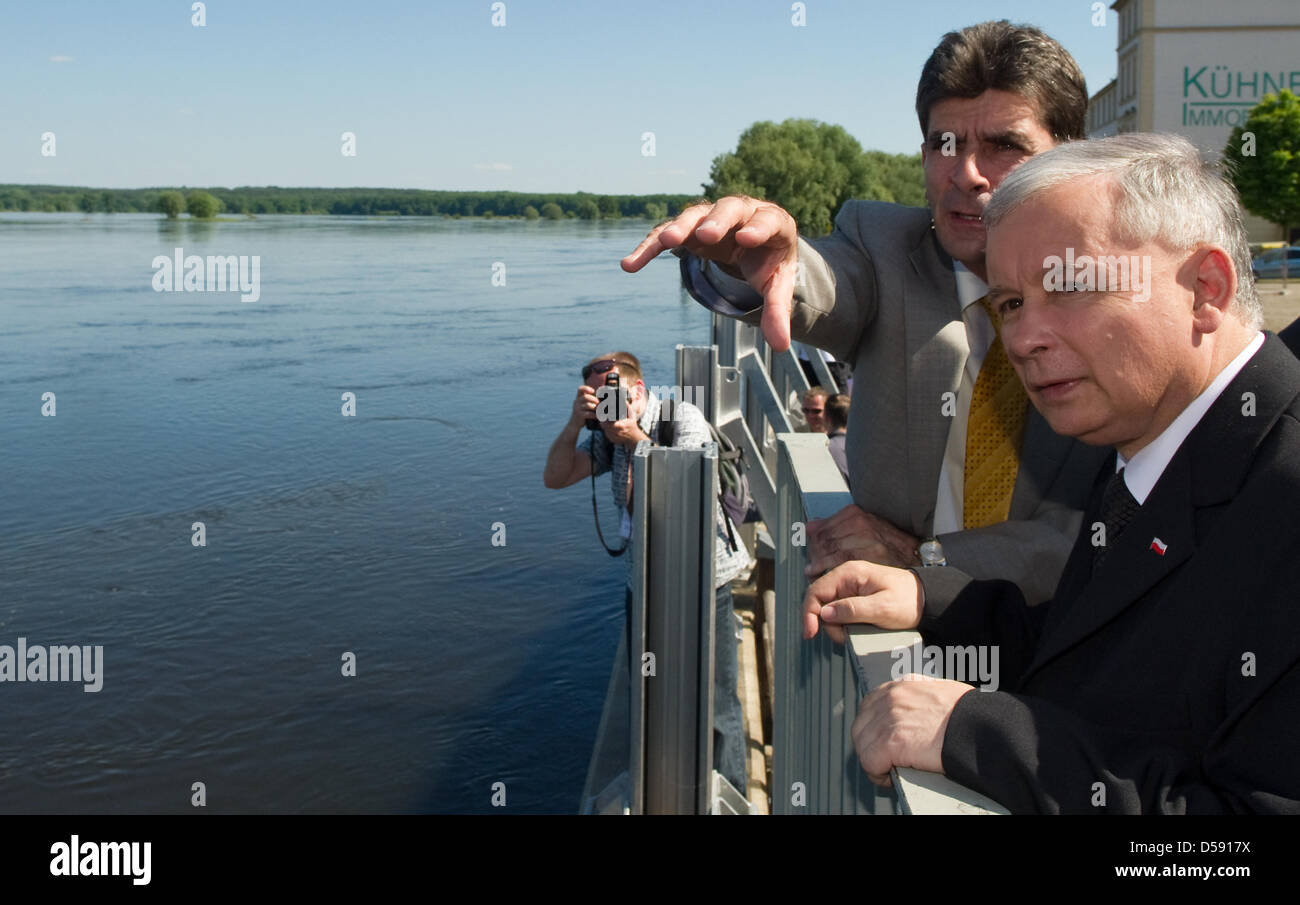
[158,190,185,219]
[185,191,222,219]
[1226,90,1300,241]
[703,118,924,236]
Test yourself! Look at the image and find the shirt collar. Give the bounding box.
[953,261,989,311]
[637,391,660,436]
[1117,332,1265,503]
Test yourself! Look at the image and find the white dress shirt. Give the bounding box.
[931,263,992,535]
[1116,332,1265,503]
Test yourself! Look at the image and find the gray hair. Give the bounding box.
[984,132,1262,329]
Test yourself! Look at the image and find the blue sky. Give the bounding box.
[5,0,1119,192]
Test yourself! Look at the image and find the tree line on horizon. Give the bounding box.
[8,96,1290,246]
[0,186,701,220]
[0,118,928,231]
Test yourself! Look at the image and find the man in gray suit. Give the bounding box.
[621,21,1108,608]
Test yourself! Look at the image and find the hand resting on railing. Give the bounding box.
[801,559,924,644]
[803,504,921,576]
[803,560,975,787]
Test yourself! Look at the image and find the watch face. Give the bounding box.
[919,539,946,567]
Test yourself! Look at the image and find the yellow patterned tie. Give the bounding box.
[963,296,1028,529]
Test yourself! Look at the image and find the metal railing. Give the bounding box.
[772,433,1009,815]
[580,313,1005,815]
[771,434,884,814]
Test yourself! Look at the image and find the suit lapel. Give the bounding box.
[904,228,962,533]
[1022,335,1300,682]
[1041,455,1112,621]
[1025,454,1196,677]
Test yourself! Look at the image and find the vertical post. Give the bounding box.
[675,344,719,424]
[630,443,718,814]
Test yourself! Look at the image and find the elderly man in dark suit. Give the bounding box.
[803,132,1300,814]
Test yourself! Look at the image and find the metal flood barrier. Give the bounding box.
[684,319,881,812]
[628,442,717,814]
[772,435,1007,815]
[580,312,1003,815]
[700,314,1004,814]
[578,441,733,816]
[772,434,890,815]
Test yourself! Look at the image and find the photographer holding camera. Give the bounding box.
[543,351,751,796]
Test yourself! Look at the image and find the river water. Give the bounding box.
[0,212,706,813]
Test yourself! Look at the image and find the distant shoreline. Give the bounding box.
[0,185,697,220]
[0,211,666,222]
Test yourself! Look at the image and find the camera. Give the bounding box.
[587,372,622,431]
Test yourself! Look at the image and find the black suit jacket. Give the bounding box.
[1279,319,1300,358]
[920,335,1300,813]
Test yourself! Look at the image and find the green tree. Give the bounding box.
[642,201,667,221]
[864,150,926,208]
[541,202,564,220]
[186,191,222,219]
[523,204,540,219]
[158,190,185,219]
[704,118,899,236]
[4,188,32,211]
[77,193,97,213]
[1226,89,1300,284]
[576,198,599,220]
[597,195,621,218]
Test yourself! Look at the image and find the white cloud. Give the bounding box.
[473,162,513,172]
[49,55,74,63]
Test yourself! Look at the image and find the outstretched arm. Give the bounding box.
[543,385,598,489]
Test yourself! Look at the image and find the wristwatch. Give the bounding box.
[917,537,947,567]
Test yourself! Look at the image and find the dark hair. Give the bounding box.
[915,20,1088,143]
[825,394,850,432]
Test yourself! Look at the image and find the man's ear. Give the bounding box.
[1191,246,1236,335]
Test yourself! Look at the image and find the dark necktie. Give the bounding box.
[1092,467,1140,574]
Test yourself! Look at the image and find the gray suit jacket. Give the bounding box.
[687,200,1109,605]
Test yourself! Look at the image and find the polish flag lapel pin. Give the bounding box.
[1150,537,1168,556]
